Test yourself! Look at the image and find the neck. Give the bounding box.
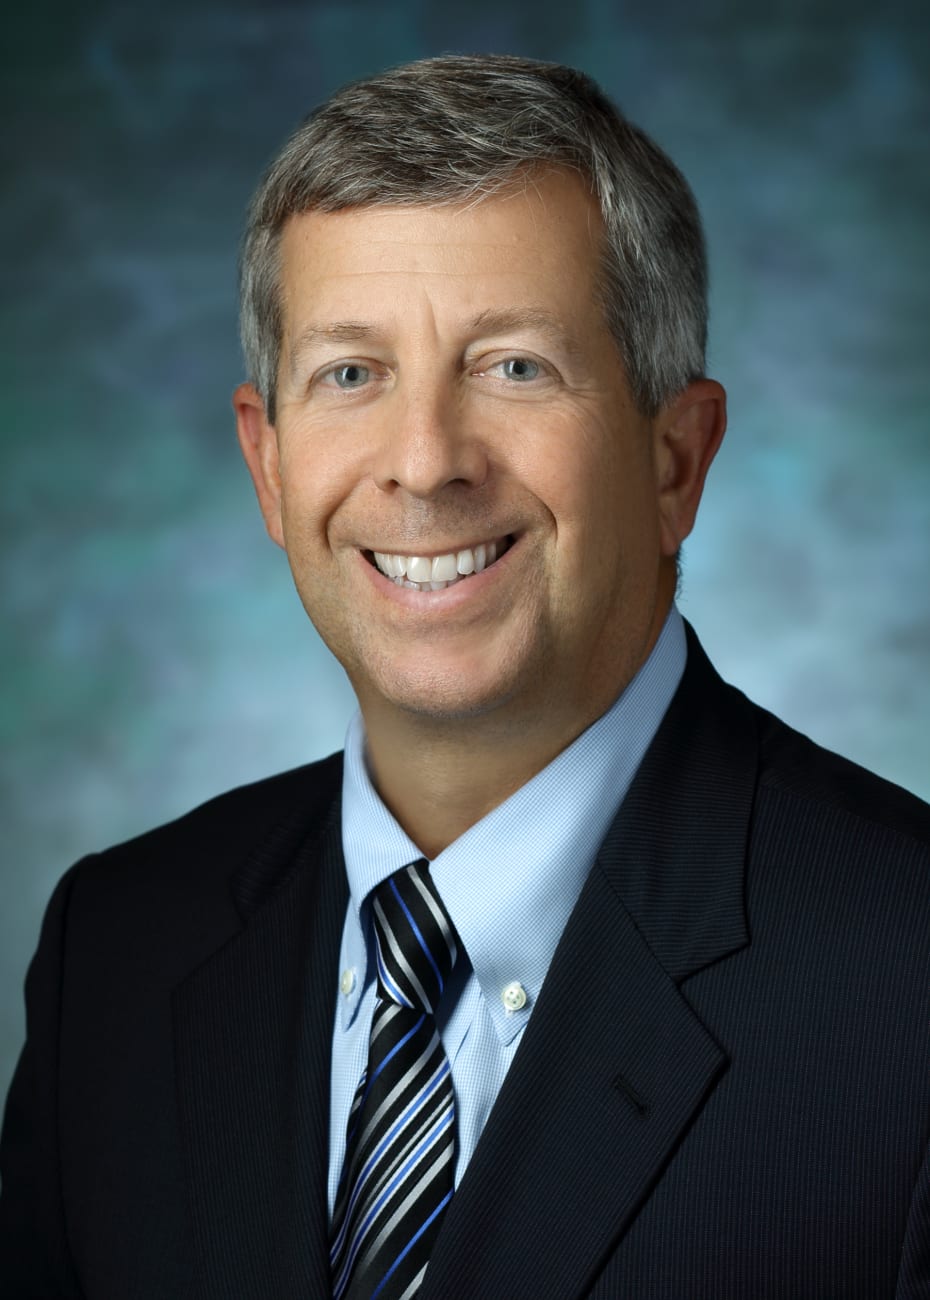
[362,704,590,861]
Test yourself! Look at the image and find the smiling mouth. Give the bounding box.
[365,536,513,591]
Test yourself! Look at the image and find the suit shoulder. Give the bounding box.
[45,752,345,981]
[81,751,344,893]
[753,704,930,852]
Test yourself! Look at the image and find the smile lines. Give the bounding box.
[370,538,510,591]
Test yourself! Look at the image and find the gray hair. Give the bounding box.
[240,54,707,423]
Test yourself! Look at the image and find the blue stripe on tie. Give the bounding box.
[376,941,415,1009]
[331,863,458,1298]
[329,1058,450,1262]
[370,1188,455,1300]
[334,1108,454,1293]
[339,1059,449,1234]
[371,1104,453,1213]
[344,1012,426,1149]
[389,875,445,995]
[332,1108,453,1293]
[339,1105,454,1281]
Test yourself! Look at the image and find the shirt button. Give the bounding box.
[501,981,527,1013]
[340,968,357,997]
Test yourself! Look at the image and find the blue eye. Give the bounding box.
[500,357,540,382]
[332,363,371,389]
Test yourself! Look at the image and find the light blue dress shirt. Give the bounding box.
[328,605,687,1215]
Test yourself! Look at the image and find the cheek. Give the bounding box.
[563,440,660,574]
[277,433,363,550]
[532,432,627,534]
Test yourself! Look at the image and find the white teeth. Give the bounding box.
[431,553,458,582]
[372,538,509,588]
[377,552,403,578]
[406,556,432,583]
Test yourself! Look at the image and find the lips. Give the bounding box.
[369,537,512,591]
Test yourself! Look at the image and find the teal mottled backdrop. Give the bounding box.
[2,0,928,1103]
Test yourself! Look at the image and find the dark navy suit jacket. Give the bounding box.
[2,628,930,1297]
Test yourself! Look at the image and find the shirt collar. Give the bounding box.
[338,606,686,1039]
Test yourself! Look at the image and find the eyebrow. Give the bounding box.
[288,307,585,376]
[467,307,572,341]
[467,307,586,363]
[289,322,379,376]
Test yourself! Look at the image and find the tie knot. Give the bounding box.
[371,859,458,1016]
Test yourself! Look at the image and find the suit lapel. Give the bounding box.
[423,631,758,1300]
[172,764,348,1300]
[422,870,729,1300]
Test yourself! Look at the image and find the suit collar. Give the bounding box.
[599,622,755,984]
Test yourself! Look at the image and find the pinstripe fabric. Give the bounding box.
[330,861,458,1300]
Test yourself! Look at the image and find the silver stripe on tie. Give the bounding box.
[330,860,459,1300]
[338,1052,449,1230]
[396,1264,429,1300]
[343,1133,454,1285]
[374,897,433,1011]
[408,869,458,965]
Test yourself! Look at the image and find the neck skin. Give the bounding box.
[358,578,675,861]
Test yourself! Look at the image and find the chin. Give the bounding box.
[358,658,530,726]
[392,681,521,724]
[394,693,512,725]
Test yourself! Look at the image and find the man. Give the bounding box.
[1,54,929,1299]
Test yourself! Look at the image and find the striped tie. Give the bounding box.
[330,859,458,1300]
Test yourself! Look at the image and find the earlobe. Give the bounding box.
[233,382,286,549]
[655,379,727,557]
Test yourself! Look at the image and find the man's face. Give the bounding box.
[240,169,705,735]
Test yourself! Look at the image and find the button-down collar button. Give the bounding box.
[340,968,357,997]
[501,980,527,1013]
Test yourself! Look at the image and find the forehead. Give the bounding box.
[276,169,605,334]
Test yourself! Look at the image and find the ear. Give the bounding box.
[653,379,726,557]
[233,382,285,549]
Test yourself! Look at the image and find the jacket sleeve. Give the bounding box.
[0,863,86,1297]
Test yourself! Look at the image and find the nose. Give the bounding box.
[372,381,488,498]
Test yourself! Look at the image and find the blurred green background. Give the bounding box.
[2,0,928,1104]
